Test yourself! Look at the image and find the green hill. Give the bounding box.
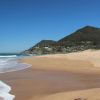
[24,26,100,54]
[24,40,56,54]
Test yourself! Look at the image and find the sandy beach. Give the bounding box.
[1,50,100,100]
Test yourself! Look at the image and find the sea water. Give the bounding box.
[0,53,31,100]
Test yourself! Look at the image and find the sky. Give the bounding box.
[0,0,100,53]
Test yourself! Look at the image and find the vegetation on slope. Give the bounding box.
[24,26,100,54]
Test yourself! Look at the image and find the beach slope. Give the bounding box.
[1,50,100,100]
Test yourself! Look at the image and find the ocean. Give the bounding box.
[0,53,31,100]
[0,53,31,73]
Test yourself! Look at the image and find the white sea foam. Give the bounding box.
[0,55,31,100]
[0,55,17,58]
[0,81,15,100]
[0,58,31,73]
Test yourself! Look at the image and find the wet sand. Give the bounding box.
[1,68,100,100]
[1,50,100,100]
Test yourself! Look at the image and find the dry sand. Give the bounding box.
[22,50,100,73]
[35,88,100,100]
[1,50,100,100]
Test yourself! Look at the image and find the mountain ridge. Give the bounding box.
[24,26,100,54]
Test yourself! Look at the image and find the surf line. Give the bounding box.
[0,81,15,100]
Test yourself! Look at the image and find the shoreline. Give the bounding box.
[1,50,100,100]
[1,68,100,100]
[0,81,15,100]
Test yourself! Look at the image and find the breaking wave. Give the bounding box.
[0,54,31,100]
